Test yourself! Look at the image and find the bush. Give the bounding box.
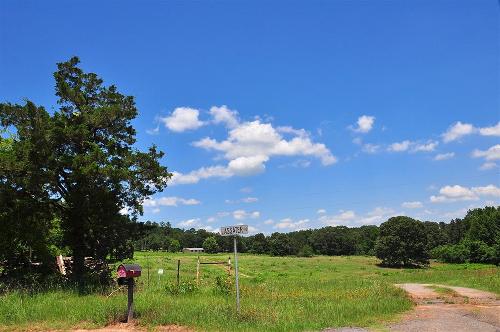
[168,239,181,253]
[431,240,496,264]
[465,240,495,264]
[202,236,219,254]
[431,244,469,263]
[297,245,314,257]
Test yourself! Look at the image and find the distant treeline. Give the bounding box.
[133,206,499,265]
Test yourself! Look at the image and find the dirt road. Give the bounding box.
[389,283,500,332]
[325,283,499,332]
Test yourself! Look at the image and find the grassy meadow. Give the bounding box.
[0,252,499,331]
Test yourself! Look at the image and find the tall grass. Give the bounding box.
[0,253,498,331]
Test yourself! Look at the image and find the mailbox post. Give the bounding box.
[117,264,142,323]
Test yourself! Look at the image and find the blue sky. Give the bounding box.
[1,0,499,233]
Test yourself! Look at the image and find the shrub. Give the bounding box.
[202,236,219,254]
[431,244,469,263]
[168,239,181,253]
[431,241,496,264]
[297,245,314,257]
[464,240,495,264]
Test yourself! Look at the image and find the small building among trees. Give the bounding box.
[183,247,204,253]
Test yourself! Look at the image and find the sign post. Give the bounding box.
[220,225,248,314]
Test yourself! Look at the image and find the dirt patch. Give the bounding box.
[394,284,441,302]
[72,323,193,332]
[390,283,500,332]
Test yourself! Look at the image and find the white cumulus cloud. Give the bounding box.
[402,201,423,209]
[362,143,380,154]
[434,152,455,161]
[472,145,500,161]
[388,140,411,152]
[479,162,498,171]
[413,141,439,152]
[160,107,204,132]
[319,207,398,226]
[169,166,233,185]
[388,140,438,153]
[479,122,500,137]
[442,121,476,143]
[209,105,239,128]
[319,210,357,226]
[274,218,309,230]
[351,115,375,133]
[178,218,202,228]
[430,184,500,203]
[242,197,259,203]
[171,109,336,185]
[233,209,260,220]
[144,196,201,207]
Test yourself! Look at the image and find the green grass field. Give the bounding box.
[0,253,499,331]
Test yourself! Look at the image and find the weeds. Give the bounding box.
[0,253,498,331]
[165,281,198,295]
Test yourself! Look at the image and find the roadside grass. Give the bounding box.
[0,253,498,331]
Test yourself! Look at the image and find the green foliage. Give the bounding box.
[166,280,198,295]
[353,225,380,255]
[248,233,269,254]
[1,253,498,331]
[269,232,298,256]
[297,244,314,257]
[213,274,233,295]
[168,239,181,253]
[464,206,500,246]
[423,221,449,251]
[310,226,356,256]
[203,236,219,254]
[375,216,429,267]
[432,239,498,264]
[0,57,171,289]
[431,244,469,263]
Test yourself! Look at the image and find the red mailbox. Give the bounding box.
[117,264,142,278]
[116,263,141,323]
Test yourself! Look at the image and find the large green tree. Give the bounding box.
[0,57,171,289]
[375,216,429,267]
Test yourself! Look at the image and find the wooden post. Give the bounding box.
[177,259,180,287]
[228,257,231,276]
[196,256,200,285]
[147,262,150,288]
[127,278,134,323]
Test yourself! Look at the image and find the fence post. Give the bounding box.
[196,256,200,285]
[228,257,231,276]
[177,259,180,287]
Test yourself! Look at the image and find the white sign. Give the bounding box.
[158,269,164,275]
[220,225,249,236]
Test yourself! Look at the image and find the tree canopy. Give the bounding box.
[0,57,171,289]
